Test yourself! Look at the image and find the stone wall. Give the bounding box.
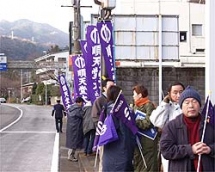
[115,67,205,106]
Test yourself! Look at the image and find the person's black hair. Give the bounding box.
[75,97,85,103]
[107,85,122,102]
[102,78,114,88]
[167,82,185,93]
[57,100,60,103]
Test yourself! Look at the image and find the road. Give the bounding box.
[0,104,57,172]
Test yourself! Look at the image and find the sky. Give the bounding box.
[0,0,99,33]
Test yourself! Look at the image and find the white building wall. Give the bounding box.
[109,0,205,66]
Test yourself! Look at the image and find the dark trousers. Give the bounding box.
[83,129,96,155]
[55,117,63,132]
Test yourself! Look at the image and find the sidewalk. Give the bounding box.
[58,127,98,172]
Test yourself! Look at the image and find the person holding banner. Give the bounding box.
[91,77,114,171]
[160,86,215,172]
[91,77,115,125]
[101,85,136,172]
[132,84,159,172]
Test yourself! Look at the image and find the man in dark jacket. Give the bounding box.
[52,99,66,133]
[160,86,215,172]
[91,77,114,171]
[83,101,96,156]
[66,97,85,162]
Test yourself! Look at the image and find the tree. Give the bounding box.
[32,83,37,94]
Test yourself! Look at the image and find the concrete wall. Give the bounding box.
[115,67,205,106]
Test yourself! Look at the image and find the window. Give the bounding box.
[192,24,202,36]
[180,31,187,42]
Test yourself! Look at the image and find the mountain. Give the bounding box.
[0,19,69,60]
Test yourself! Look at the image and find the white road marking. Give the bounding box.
[51,133,59,172]
[1,131,56,133]
[0,104,60,172]
[0,105,23,133]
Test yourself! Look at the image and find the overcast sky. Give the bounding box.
[0,0,98,33]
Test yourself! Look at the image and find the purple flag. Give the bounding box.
[80,40,97,104]
[71,54,89,103]
[86,25,101,102]
[80,40,88,59]
[201,96,215,126]
[112,94,138,135]
[98,114,118,146]
[93,94,138,150]
[58,74,73,110]
[97,21,115,81]
[93,109,106,150]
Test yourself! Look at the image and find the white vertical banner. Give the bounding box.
[205,0,215,102]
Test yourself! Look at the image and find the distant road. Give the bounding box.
[0,104,22,130]
[0,104,57,172]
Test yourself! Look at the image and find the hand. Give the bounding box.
[192,142,211,155]
[163,95,170,103]
[92,146,97,152]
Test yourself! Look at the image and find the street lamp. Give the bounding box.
[94,0,116,19]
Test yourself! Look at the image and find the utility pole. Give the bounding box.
[73,0,81,55]
[62,1,92,55]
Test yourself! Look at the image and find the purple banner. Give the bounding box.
[93,93,138,150]
[80,40,88,58]
[80,40,97,104]
[112,94,138,135]
[201,96,215,126]
[93,108,106,150]
[71,54,89,103]
[97,21,115,81]
[98,114,118,146]
[58,74,73,110]
[86,25,101,102]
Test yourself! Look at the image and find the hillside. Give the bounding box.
[0,19,69,60]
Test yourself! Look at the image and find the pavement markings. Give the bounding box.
[0,131,56,134]
[51,133,59,172]
[0,106,23,133]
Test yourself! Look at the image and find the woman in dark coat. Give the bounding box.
[102,85,136,172]
[66,97,85,162]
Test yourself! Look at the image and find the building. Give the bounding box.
[35,51,69,82]
[35,1,208,104]
[35,51,71,105]
[91,0,206,67]
[89,0,208,104]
